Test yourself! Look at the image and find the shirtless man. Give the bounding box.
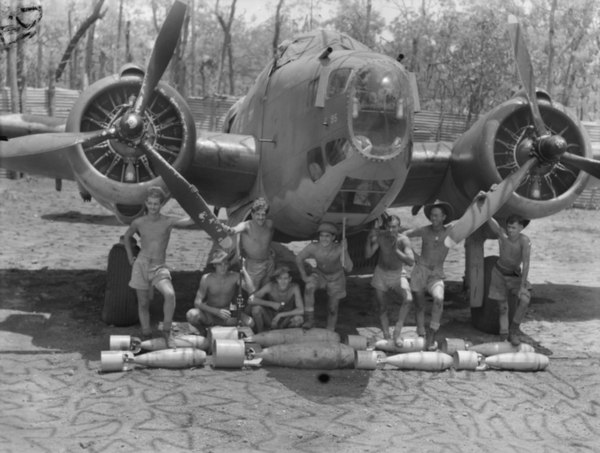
[295,222,353,330]
[185,248,253,333]
[486,214,532,346]
[365,215,415,341]
[226,197,275,292]
[404,202,454,350]
[124,186,194,346]
[247,265,304,333]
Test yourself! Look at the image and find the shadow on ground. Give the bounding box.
[1,268,598,365]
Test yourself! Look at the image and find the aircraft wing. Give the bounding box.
[0,114,75,179]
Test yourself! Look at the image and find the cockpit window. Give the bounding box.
[349,61,411,160]
[327,68,352,98]
[327,177,394,213]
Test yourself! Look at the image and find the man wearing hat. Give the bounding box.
[186,247,253,333]
[295,222,353,330]
[404,201,454,350]
[486,214,533,346]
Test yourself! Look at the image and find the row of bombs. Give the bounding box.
[100,327,549,372]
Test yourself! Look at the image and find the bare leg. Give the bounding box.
[374,289,390,339]
[413,290,427,337]
[155,280,176,347]
[136,289,152,338]
[393,284,413,342]
[155,279,176,332]
[326,295,341,331]
[302,280,317,329]
[497,298,509,340]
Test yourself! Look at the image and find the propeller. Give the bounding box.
[507,16,600,177]
[0,129,115,159]
[445,17,600,246]
[140,140,233,250]
[132,1,186,117]
[1,1,232,250]
[444,158,536,248]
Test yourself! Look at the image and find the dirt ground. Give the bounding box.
[1,177,599,453]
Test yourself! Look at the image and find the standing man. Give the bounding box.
[486,214,533,346]
[226,197,275,292]
[124,186,194,347]
[296,222,353,330]
[404,202,454,350]
[365,214,415,342]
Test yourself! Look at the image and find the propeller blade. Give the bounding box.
[561,152,600,179]
[507,16,548,137]
[140,140,233,250]
[0,129,115,158]
[133,1,187,115]
[445,158,537,248]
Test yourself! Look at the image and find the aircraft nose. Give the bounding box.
[350,61,411,161]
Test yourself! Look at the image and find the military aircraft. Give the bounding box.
[1,2,599,332]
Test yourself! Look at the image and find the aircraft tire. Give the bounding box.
[470,255,516,334]
[102,243,139,327]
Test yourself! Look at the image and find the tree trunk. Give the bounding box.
[545,0,557,96]
[364,0,372,46]
[114,0,124,73]
[17,31,27,112]
[55,0,106,84]
[272,0,285,59]
[190,0,196,96]
[125,21,133,63]
[85,22,96,88]
[7,45,19,113]
[215,0,237,94]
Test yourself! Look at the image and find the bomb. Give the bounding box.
[374,337,425,353]
[345,334,368,350]
[439,338,473,354]
[101,348,207,372]
[355,350,453,371]
[484,352,549,371]
[244,328,341,347]
[250,341,355,369]
[469,341,534,356]
[211,339,263,369]
[109,334,210,352]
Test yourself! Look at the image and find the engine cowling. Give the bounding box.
[65,67,196,223]
[442,94,591,220]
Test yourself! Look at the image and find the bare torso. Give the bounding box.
[414,225,449,270]
[135,214,176,264]
[377,232,411,271]
[240,219,274,261]
[200,272,239,309]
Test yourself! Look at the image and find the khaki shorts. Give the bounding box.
[410,263,444,294]
[246,257,275,290]
[371,266,409,294]
[306,270,346,299]
[129,256,171,291]
[488,266,531,301]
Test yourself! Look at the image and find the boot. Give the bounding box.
[508,323,521,346]
[425,327,438,351]
[302,311,315,330]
